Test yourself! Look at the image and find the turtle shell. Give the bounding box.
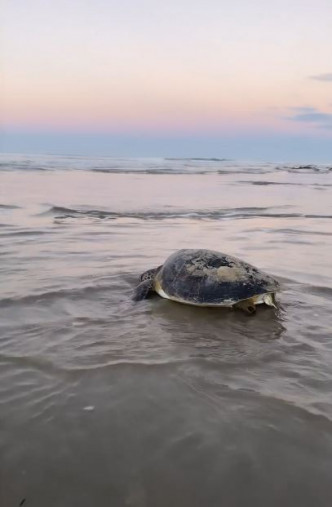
[154,249,279,306]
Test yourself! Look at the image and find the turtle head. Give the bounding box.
[140,266,161,282]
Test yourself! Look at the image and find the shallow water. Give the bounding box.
[0,154,332,506]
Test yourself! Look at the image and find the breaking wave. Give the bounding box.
[41,205,332,221]
[1,154,331,174]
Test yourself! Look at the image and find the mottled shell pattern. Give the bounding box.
[154,249,279,307]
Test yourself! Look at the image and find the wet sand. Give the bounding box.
[1,155,332,506]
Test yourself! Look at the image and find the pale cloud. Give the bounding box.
[288,107,332,129]
[310,73,332,82]
[289,107,318,114]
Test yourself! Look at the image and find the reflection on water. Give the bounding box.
[0,155,332,507]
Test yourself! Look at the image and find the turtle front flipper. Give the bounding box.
[133,279,155,301]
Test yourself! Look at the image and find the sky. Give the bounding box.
[1,0,332,161]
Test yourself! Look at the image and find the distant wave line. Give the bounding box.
[40,205,332,222]
[0,160,331,174]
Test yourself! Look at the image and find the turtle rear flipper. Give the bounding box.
[133,279,154,301]
[234,299,257,315]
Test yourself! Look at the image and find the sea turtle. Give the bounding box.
[133,249,279,314]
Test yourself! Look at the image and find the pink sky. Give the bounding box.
[2,0,332,159]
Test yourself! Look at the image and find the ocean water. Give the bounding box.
[0,153,332,507]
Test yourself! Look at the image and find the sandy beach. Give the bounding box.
[0,155,331,506]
